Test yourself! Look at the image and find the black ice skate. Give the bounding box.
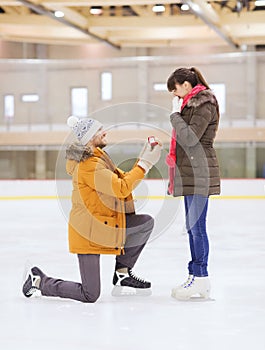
[22,266,45,298]
[112,268,152,296]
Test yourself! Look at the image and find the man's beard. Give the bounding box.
[97,143,106,149]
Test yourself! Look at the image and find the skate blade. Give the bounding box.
[22,259,33,283]
[171,293,214,302]
[111,286,152,297]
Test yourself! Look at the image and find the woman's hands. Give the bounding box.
[172,96,183,113]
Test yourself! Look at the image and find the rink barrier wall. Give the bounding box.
[0,127,265,145]
[0,179,264,200]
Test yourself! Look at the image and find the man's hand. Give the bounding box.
[137,141,162,173]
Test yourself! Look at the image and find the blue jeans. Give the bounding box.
[184,195,209,277]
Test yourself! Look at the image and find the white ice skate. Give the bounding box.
[171,276,210,301]
[171,274,193,296]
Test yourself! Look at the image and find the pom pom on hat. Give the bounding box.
[67,115,79,128]
[67,115,103,145]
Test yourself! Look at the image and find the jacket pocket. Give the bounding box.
[90,215,124,249]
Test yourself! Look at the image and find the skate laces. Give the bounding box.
[26,286,39,296]
[31,273,41,287]
[180,275,193,288]
[184,276,195,289]
[128,269,147,283]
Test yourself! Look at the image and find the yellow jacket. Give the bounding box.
[66,146,145,255]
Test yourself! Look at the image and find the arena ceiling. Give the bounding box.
[0,0,264,50]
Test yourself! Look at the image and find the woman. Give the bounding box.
[166,67,220,300]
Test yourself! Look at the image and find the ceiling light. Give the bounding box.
[181,4,190,11]
[54,10,64,18]
[255,0,265,5]
[90,7,103,15]
[236,0,243,12]
[190,3,201,12]
[152,4,166,13]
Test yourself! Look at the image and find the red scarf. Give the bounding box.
[166,84,206,195]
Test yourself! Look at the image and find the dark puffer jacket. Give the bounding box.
[170,89,220,197]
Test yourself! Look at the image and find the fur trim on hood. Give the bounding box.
[187,89,218,109]
[65,143,93,163]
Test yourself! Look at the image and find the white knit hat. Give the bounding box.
[67,116,103,145]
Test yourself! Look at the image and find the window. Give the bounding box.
[71,87,88,117]
[21,94,39,102]
[209,83,226,114]
[101,72,112,101]
[153,83,167,91]
[4,94,15,119]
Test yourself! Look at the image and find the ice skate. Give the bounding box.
[112,269,152,296]
[171,274,193,297]
[22,266,45,298]
[171,276,210,301]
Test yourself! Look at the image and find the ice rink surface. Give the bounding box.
[0,179,265,350]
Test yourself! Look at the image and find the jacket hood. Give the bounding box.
[65,143,94,176]
[66,143,94,162]
[187,89,218,109]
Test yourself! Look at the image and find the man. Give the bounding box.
[22,116,162,303]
